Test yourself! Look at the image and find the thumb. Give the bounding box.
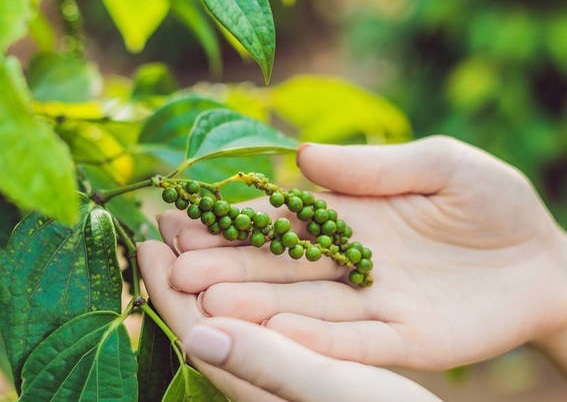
[297,136,461,196]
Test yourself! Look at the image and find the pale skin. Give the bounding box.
[137,135,567,400]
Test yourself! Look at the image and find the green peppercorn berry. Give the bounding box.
[288,244,304,260]
[301,191,315,206]
[223,226,239,241]
[314,208,330,224]
[346,247,362,264]
[270,192,285,207]
[287,196,303,212]
[317,235,332,248]
[349,241,363,251]
[297,206,314,221]
[250,232,266,248]
[307,222,321,236]
[343,226,353,238]
[241,207,256,218]
[229,205,240,219]
[234,214,252,231]
[282,231,299,248]
[200,211,216,226]
[327,209,338,222]
[187,204,201,219]
[185,181,201,194]
[274,218,291,235]
[289,188,302,197]
[313,199,327,210]
[335,219,346,233]
[199,196,215,212]
[175,197,189,210]
[218,216,232,230]
[349,270,364,285]
[213,200,230,217]
[361,247,372,259]
[270,239,285,255]
[208,223,221,235]
[162,187,178,203]
[253,212,270,228]
[356,258,373,274]
[238,230,249,240]
[361,276,374,287]
[305,246,322,261]
[321,220,337,236]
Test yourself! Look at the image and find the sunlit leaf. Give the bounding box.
[202,0,275,83]
[131,63,178,100]
[0,198,122,390]
[103,0,170,53]
[270,75,412,144]
[162,364,228,402]
[185,109,297,164]
[0,0,33,52]
[27,4,55,51]
[0,57,78,224]
[19,311,137,401]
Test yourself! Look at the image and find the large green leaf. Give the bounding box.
[103,0,170,53]
[0,57,78,224]
[185,109,298,164]
[138,309,178,402]
[27,52,101,103]
[162,364,228,402]
[202,0,275,83]
[139,94,223,146]
[171,0,222,75]
[0,195,20,249]
[0,0,33,52]
[0,197,122,390]
[19,311,137,401]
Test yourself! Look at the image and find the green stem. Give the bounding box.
[141,303,187,365]
[95,178,154,204]
[113,217,142,297]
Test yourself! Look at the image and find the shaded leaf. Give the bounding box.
[139,94,223,146]
[0,57,78,224]
[19,311,137,401]
[162,364,228,402]
[202,0,275,83]
[103,0,170,53]
[0,195,20,249]
[131,63,178,100]
[138,308,178,402]
[27,52,101,103]
[0,197,122,390]
[0,0,33,52]
[271,75,412,144]
[186,109,298,164]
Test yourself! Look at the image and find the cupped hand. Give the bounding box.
[138,240,442,402]
[156,135,567,370]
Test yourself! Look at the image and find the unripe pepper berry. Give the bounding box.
[213,200,230,217]
[270,239,285,255]
[314,208,330,224]
[185,181,201,194]
[187,204,201,219]
[288,244,304,259]
[252,212,270,228]
[175,197,189,210]
[282,231,299,248]
[223,226,239,241]
[346,247,362,264]
[287,196,303,212]
[199,196,215,212]
[305,246,322,261]
[200,211,216,226]
[270,192,285,207]
[162,187,178,203]
[234,214,251,231]
[251,232,266,247]
[218,216,232,230]
[274,218,291,235]
[349,270,364,285]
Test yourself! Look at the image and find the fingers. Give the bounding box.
[198,281,367,323]
[170,246,346,293]
[297,136,462,196]
[137,240,205,336]
[186,318,443,402]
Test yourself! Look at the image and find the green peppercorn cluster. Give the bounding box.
[159,174,374,287]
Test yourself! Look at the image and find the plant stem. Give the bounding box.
[141,303,187,365]
[112,217,142,297]
[95,178,154,204]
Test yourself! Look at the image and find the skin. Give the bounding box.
[138,135,567,399]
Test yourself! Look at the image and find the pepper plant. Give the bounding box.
[0,0,406,400]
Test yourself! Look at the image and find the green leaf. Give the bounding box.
[162,364,228,402]
[139,94,223,146]
[0,57,78,224]
[19,311,137,401]
[27,52,101,102]
[271,75,412,144]
[103,0,170,53]
[131,63,178,100]
[138,309,178,402]
[202,0,275,83]
[171,0,222,75]
[0,0,33,52]
[0,197,122,390]
[0,195,20,249]
[185,109,298,164]
[27,5,56,51]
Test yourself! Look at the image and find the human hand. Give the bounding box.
[137,240,443,402]
[158,136,567,370]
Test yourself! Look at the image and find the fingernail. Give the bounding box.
[186,325,232,365]
[196,292,211,317]
[296,142,311,168]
